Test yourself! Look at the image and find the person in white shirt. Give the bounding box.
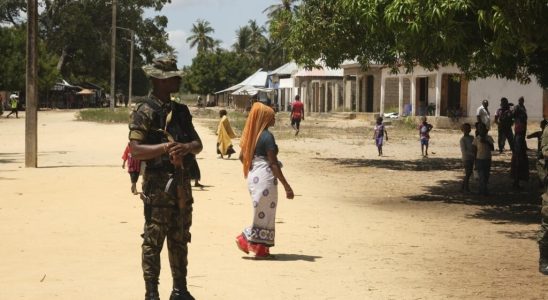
[476,99,491,133]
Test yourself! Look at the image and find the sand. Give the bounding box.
[1,110,547,300]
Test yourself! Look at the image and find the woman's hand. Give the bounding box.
[285,186,294,199]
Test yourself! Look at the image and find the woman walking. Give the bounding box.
[216,109,237,159]
[235,102,294,258]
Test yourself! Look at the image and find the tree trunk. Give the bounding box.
[56,46,67,72]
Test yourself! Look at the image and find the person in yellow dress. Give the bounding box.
[216,109,237,159]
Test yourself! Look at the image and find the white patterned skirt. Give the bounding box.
[243,157,278,246]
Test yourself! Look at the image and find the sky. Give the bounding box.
[145,0,279,67]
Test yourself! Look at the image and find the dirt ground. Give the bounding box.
[1,110,548,300]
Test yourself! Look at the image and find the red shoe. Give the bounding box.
[235,234,249,254]
[249,243,270,258]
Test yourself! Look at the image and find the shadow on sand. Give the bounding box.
[242,254,322,262]
[317,153,542,238]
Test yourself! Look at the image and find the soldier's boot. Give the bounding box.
[169,280,194,300]
[145,281,160,300]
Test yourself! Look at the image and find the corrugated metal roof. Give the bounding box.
[269,62,299,76]
[216,69,268,94]
[294,59,344,77]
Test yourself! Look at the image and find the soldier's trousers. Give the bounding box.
[538,191,548,250]
[498,128,514,152]
[141,187,193,284]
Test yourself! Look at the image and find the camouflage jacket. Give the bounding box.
[129,94,201,177]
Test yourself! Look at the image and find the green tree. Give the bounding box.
[186,19,218,53]
[232,25,253,55]
[263,0,298,19]
[248,20,266,55]
[288,0,548,87]
[0,0,25,25]
[0,0,175,97]
[0,25,59,96]
[183,50,255,95]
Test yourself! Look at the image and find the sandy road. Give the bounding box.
[0,110,547,299]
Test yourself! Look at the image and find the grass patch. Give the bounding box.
[76,107,131,123]
[392,116,418,131]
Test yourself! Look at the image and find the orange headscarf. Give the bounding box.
[239,102,275,178]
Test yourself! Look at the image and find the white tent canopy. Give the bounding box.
[231,85,274,96]
[216,69,268,94]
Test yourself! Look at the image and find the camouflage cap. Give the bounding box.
[142,55,184,79]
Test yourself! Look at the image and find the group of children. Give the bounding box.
[459,123,495,195]
[373,115,494,195]
[373,116,433,157]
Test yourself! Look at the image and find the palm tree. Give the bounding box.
[259,38,283,70]
[232,25,252,54]
[262,0,297,19]
[248,20,266,53]
[186,19,216,53]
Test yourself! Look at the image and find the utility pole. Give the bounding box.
[117,26,135,107]
[110,0,117,110]
[26,0,38,168]
[129,32,134,107]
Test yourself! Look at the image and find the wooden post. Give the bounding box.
[128,32,134,107]
[25,0,38,168]
[110,0,117,110]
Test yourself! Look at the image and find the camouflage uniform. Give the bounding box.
[538,127,548,274]
[129,95,201,289]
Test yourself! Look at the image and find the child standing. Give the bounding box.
[122,143,141,195]
[472,123,495,196]
[419,116,433,157]
[459,123,475,192]
[373,117,388,156]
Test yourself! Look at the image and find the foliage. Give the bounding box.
[186,19,219,53]
[0,25,59,95]
[183,49,255,95]
[76,107,131,123]
[0,0,25,25]
[0,25,25,92]
[287,0,548,88]
[0,0,175,100]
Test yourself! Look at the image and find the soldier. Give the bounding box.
[538,124,548,275]
[129,56,202,300]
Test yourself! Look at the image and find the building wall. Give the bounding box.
[384,78,399,111]
[467,77,544,119]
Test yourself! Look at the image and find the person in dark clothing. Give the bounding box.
[494,97,514,153]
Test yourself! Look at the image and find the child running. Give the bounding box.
[373,117,388,156]
[419,116,433,157]
[121,143,141,195]
[459,123,475,193]
[472,122,495,196]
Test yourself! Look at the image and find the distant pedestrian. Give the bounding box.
[460,123,475,193]
[476,99,491,134]
[472,122,495,196]
[419,116,433,157]
[6,94,19,118]
[373,117,388,156]
[494,97,514,153]
[290,95,304,136]
[121,143,141,195]
[216,109,237,159]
